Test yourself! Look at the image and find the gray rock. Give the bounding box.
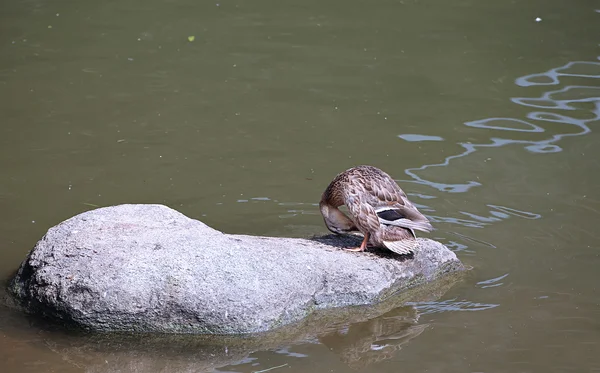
[8,204,465,334]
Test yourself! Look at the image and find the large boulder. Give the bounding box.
[8,204,465,334]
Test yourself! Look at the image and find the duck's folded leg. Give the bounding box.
[344,232,370,252]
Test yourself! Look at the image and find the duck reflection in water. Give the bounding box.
[318,306,427,369]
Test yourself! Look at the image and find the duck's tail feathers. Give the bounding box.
[379,217,433,233]
[383,238,418,255]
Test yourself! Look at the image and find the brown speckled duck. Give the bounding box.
[319,165,433,255]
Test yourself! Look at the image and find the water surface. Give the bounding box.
[1,0,599,372]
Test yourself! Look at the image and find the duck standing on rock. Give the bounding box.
[319,165,433,255]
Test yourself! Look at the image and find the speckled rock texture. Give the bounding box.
[8,204,464,334]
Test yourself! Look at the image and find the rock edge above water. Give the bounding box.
[8,204,465,334]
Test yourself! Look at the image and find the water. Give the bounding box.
[1,0,599,372]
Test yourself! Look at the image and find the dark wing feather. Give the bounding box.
[376,209,405,221]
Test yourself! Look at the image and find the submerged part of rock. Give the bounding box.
[8,204,465,334]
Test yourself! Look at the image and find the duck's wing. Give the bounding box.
[345,200,420,255]
[375,206,433,233]
[366,179,433,233]
[344,167,432,235]
[379,224,418,255]
[383,239,417,255]
[345,196,381,234]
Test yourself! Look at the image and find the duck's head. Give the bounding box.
[319,202,358,235]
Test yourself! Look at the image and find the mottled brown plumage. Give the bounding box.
[319,165,433,254]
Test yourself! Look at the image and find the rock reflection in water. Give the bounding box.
[2,273,462,373]
[319,306,427,370]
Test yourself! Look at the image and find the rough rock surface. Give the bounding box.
[8,204,465,334]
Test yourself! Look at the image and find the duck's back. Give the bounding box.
[341,166,408,207]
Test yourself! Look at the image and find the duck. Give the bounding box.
[319,165,433,255]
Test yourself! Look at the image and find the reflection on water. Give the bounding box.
[408,299,498,315]
[211,58,600,371]
[0,235,465,372]
[237,54,600,235]
[397,134,444,142]
[212,307,430,372]
[392,57,600,349]
[0,276,460,373]
[318,307,427,370]
[448,231,496,249]
[515,61,600,87]
[403,59,600,187]
[1,2,599,372]
[398,58,599,235]
[235,57,599,233]
[235,198,320,219]
[429,204,543,229]
[476,273,509,289]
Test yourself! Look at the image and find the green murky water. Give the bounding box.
[1,0,599,372]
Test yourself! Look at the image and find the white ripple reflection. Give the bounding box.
[477,273,510,289]
[403,59,600,194]
[407,299,499,315]
[515,61,600,87]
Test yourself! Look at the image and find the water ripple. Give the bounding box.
[477,273,509,289]
[487,205,541,220]
[465,117,545,132]
[401,56,600,202]
[449,231,497,249]
[407,299,499,315]
[513,85,600,109]
[515,61,600,87]
[397,134,445,142]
